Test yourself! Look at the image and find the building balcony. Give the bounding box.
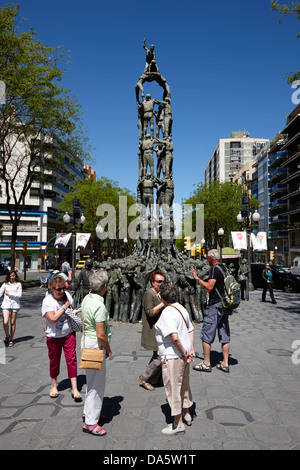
[269,167,287,183]
[269,183,288,198]
[269,214,288,224]
[281,151,300,168]
[281,170,300,184]
[269,199,288,210]
[269,151,288,168]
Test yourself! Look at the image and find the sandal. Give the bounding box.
[192,361,212,372]
[82,423,106,436]
[216,362,230,373]
[49,387,59,398]
[71,392,82,402]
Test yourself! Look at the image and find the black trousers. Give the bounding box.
[262,282,276,303]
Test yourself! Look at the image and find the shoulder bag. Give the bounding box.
[79,298,104,370]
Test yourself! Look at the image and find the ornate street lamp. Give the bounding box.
[63,199,85,287]
[218,227,224,261]
[236,203,260,292]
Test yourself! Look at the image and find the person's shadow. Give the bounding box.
[161,401,197,425]
[58,375,123,423]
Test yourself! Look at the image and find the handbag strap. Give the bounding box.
[170,304,189,329]
[81,296,88,347]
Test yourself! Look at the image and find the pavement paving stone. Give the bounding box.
[0,285,300,452]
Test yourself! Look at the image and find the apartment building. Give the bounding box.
[205,130,269,184]
[0,137,86,270]
[279,105,300,265]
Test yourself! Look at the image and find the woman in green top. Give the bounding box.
[82,270,112,436]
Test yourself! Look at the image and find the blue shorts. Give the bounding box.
[2,308,20,313]
[200,302,230,345]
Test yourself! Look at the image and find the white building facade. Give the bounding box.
[205,130,269,184]
[0,137,85,270]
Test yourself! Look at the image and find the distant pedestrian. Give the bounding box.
[42,275,82,401]
[61,257,72,282]
[0,270,22,347]
[155,281,194,435]
[81,270,111,437]
[139,269,165,391]
[190,248,231,373]
[262,263,277,304]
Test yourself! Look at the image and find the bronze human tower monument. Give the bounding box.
[135,38,176,259]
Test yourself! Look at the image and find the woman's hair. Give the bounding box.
[48,275,66,290]
[159,281,179,304]
[149,269,165,285]
[5,270,20,283]
[207,249,220,260]
[89,269,109,293]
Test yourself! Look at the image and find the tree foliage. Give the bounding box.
[182,181,258,249]
[58,177,137,239]
[271,0,300,82]
[0,4,91,266]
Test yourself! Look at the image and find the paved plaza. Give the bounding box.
[0,283,300,452]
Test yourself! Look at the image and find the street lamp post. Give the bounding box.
[236,201,260,292]
[63,198,85,287]
[218,228,224,261]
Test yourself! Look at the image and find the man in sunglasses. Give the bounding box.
[139,269,165,391]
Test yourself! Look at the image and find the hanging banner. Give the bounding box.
[76,233,91,250]
[231,231,247,250]
[54,233,71,247]
[251,232,267,251]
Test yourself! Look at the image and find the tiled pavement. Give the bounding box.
[0,286,300,451]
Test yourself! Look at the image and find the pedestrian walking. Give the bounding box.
[42,275,82,400]
[190,248,231,373]
[0,270,22,347]
[262,263,277,304]
[155,281,194,435]
[81,270,112,437]
[139,269,165,391]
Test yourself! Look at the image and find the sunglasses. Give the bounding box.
[53,287,66,292]
[155,279,164,284]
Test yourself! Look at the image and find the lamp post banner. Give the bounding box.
[251,232,268,251]
[55,233,72,246]
[76,233,91,250]
[231,231,247,250]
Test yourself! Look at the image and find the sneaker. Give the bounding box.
[138,376,155,391]
[183,413,192,426]
[161,424,185,435]
[192,361,212,372]
[216,362,230,373]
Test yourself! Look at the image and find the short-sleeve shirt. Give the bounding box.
[82,293,111,343]
[208,263,226,304]
[155,302,194,359]
[42,291,73,338]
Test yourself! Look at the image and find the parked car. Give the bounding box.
[291,257,300,276]
[76,260,86,269]
[0,263,9,275]
[251,263,300,292]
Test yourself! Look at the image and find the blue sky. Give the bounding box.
[7,0,300,205]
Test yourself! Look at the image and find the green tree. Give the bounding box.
[271,0,300,82]
[182,181,258,250]
[58,177,137,254]
[0,4,91,267]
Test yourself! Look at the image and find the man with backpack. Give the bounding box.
[190,249,234,373]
